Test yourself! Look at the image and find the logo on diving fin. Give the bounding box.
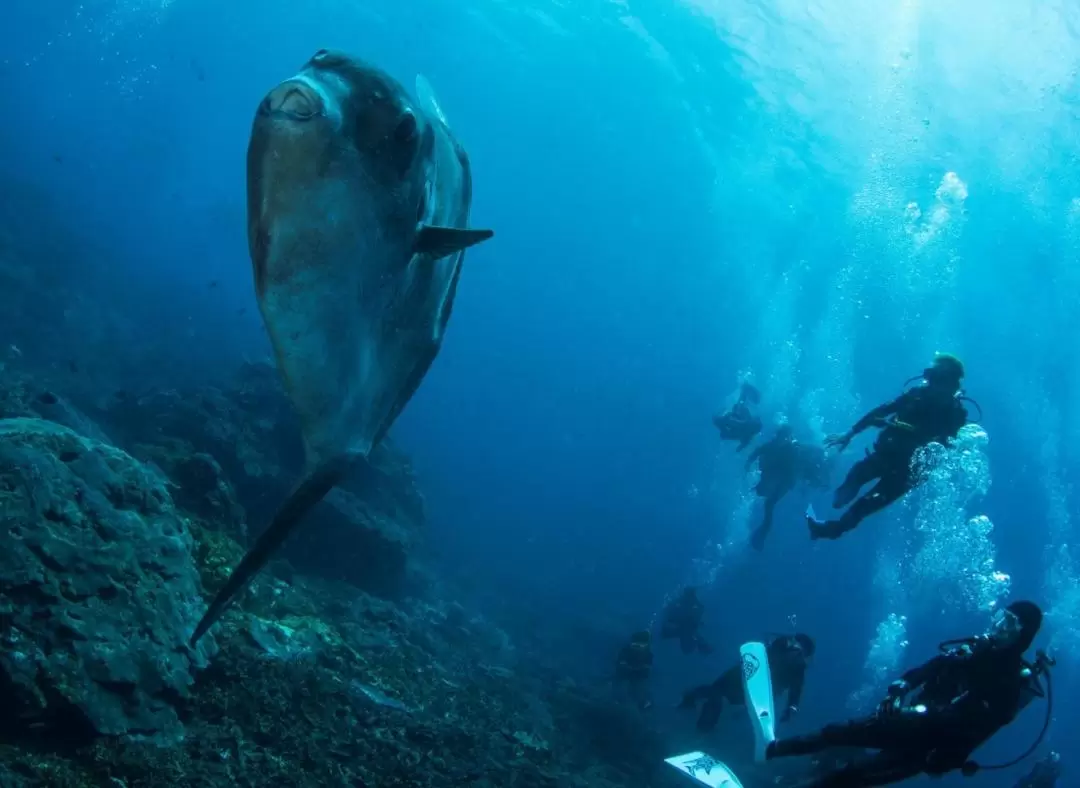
[685,754,721,776]
[741,653,760,680]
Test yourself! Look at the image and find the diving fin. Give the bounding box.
[664,751,746,787]
[414,224,493,258]
[740,641,776,762]
[189,460,345,645]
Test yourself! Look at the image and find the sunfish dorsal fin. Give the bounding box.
[189,458,347,645]
[415,74,448,126]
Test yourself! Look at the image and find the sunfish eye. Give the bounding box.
[312,48,329,61]
[394,111,418,147]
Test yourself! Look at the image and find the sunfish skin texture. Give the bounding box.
[189,50,492,645]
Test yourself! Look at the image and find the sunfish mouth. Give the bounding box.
[258,79,322,121]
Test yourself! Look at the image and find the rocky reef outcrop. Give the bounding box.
[0,418,214,746]
[90,361,427,599]
[0,389,670,788]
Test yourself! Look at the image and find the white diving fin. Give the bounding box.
[665,751,745,787]
[740,640,776,762]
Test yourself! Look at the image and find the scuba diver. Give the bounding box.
[712,381,762,451]
[765,601,1054,787]
[661,586,713,655]
[746,426,830,550]
[614,630,654,711]
[1014,751,1062,788]
[679,633,814,731]
[807,353,972,540]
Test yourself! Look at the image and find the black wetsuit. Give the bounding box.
[681,636,808,731]
[768,640,1044,787]
[661,590,712,655]
[713,383,762,451]
[814,385,967,538]
[747,433,801,550]
[614,641,653,710]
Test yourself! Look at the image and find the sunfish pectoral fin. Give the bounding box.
[189,459,347,645]
[413,224,493,258]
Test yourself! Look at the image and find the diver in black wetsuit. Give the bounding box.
[808,354,970,540]
[766,601,1052,788]
[713,381,762,451]
[614,630,654,711]
[1014,752,1062,788]
[747,427,830,550]
[661,587,713,655]
[680,633,814,730]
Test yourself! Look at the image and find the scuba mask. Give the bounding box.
[987,607,1023,648]
[920,364,959,391]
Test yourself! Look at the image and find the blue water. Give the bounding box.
[5,0,1079,784]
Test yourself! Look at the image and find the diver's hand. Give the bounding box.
[825,432,852,451]
[886,679,909,697]
[877,680,908,715]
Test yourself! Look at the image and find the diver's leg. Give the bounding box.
[752,495,778,550]
[833,471,908,532]
[696,695,725,731]
[679,683,712,709]
[811,465,905,540]
[769,716,899,759]
[802,752,925,788]
[833,454,882,509]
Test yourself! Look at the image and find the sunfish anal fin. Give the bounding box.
[414,224,493,258]
[189,459,347,645]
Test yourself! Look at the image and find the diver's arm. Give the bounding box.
[828,397,905,450]
[848,397,903,437]
[745,444,763,470]
[899,653,949,688]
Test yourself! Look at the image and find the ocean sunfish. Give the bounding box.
[190,50,493,644]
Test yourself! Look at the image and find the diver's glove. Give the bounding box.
[824,431,852,451]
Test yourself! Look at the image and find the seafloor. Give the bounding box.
[0,353,680,787]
